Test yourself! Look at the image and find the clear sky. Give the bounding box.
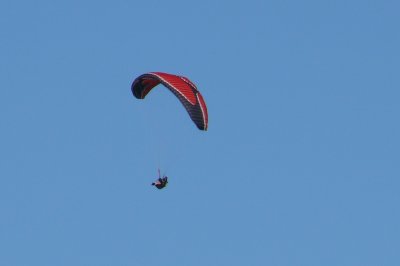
[1,0,399,265]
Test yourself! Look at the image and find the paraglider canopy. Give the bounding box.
[131,72,208,130]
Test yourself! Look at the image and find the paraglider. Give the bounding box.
[131,72,208,189]
[131,72,208,130]
[151,169,168,189]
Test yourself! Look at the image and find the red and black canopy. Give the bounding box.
[131,72,208,131]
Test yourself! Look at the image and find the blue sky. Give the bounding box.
[1,0,399,265]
